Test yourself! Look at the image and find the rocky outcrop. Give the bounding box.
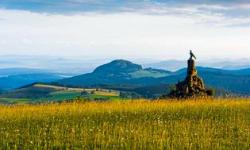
[162,51,213,98]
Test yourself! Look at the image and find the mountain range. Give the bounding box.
[0,68,67,90]
[2,59,250,98]
[57,59,250,97]
[144,59,250,71]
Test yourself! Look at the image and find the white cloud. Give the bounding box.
[0,8,250,61]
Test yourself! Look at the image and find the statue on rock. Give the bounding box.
[190,50,196,60]
[162,50,213,99]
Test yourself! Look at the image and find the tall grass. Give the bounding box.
[0,99,250,149]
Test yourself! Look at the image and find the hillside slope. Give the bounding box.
[0,73,64,90]
[59,60,171,87]
[160,67,250,95]
[58,60,250,97]
[0,83,120,104]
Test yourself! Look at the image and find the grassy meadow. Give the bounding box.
[0,99,250,149]
[0,83,120,104]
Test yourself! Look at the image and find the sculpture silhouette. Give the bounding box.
[161,50,213,99]
[190,50,196,60]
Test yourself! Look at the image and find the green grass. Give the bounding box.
[0,98,30,104]
[0,99,249,149]
[0,84,121,104]
[86,94,120,101]
[40,91,82,102]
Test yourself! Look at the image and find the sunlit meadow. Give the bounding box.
[0,99,250,149]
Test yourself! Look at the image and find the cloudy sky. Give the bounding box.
[1,0,250,61]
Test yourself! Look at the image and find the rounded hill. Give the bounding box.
[93,59,142,74]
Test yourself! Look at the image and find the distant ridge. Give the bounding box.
[0,73,64,90]
[57,59,250,97]
[0,68,49,77]
[1,60,250,97]
[58,59,171,87]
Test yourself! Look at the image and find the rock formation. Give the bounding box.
[164,50,213,98]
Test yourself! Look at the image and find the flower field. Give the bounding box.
[0,99,249,149]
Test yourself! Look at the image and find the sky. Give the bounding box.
[1,0,250,61]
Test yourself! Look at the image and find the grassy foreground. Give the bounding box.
[0,99,250,149]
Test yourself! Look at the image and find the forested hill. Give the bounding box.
[57,59,250,97]
[1,60,250,98]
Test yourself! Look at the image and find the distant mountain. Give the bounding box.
[4,59,250,99]
[143,60,186,71]
[93,59,142,74]
[0,73,64,90]
[58,60,171,88]
[57,59,250,97]
[2,59,250,99]
[160,67,250,95]
[0,67,77,90]
[144,59,250,71]
[0,68,49,77]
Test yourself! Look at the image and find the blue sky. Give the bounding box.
[0,0,250,61]
[1,0,250,16]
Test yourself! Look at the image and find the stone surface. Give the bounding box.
[162,51,213,98]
